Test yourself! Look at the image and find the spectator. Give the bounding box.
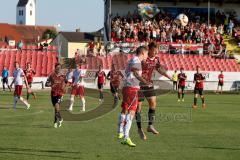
[17,40,23,52]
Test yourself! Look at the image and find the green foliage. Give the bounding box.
[63,58,76,69]
[42,29,57,40]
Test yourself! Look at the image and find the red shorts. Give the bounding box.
[71,85,85,97]
[14,85,23,96]
[121,87,139,112]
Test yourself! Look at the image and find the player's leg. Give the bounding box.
[178,86,181,101]
[122,109,136,147]
[146,96,159,134]
[52,96,63,128]
[110,83,118,104]
[2,79,6,91]
[136,101,147,140]
[181,86,185,101]
[118,87,128,139]
[98,83,103,101]
[79,86,85,111]
[69,94,75,111]
[6,79,11,92]
[29,83,37,99]
[14,85,30,109]
[192,89,198,109]
[220,84,223,94]
[200,89,206,109]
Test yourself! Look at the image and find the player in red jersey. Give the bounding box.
[193,66,206,109]
[24,62,37,100]
[45,63,66,128]
[117,46,150,147]
[177,67,187,102]
[216,71,224,94]
[136,42,172,140]
[107,64,124,104]
[95,65,106,102]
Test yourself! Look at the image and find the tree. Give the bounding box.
[42,29,57,40]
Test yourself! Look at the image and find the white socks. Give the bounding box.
[13,96,18,109]
[124,113,134,139]
[118,113,126,134]
[81,97,86,111]
[19,97,30,108]
[69,96,74,111]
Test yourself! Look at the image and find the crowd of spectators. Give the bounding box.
[111,10,238,46]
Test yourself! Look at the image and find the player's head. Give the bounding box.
[180,67,184,73]
[111,64,116,71]
[148,42,158,57]
[220,70,223,74]
[196,65,200,73]
[136,46,148,61]
[14,62,20,69]
[174,70,177,73]
[54,63,61,74]
[3,65,6,70]
[26,62,31,68]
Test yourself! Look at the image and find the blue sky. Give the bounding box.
[0,0,104,32]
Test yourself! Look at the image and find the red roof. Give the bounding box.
[0,23,56,44]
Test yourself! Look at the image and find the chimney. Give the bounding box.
[76,28,80,32]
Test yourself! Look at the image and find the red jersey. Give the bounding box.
[141,56,160,82]
[194,73,205,89]
[218,74,224,83]
[96,71,106,84]
[47,72,66,96]
[24,68,35,83]
[107,70,123,87]
[178,73,187,87]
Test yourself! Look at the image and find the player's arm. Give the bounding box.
[104,72,107,85]
[132,68,151,86]
[23,74,29,89]
[94,72,98,83]
[120,71,124,80]
[10,78,15,88]
[156,64,172,80]
[45,76,52,87]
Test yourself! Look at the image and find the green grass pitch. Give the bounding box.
[0,89,239,160]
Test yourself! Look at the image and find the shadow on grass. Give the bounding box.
[0,147,82,159]
[195,146,240,151]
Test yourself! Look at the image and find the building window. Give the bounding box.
[30,10,32,16]
[19,10,24,16]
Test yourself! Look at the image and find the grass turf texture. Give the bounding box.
[0,89,239,160]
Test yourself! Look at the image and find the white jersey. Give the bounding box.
[124,56,142,88]
[72,69,85,86]
[13,68,25,86]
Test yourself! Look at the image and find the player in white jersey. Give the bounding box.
[10,62,30,109]
[117,46,151,147]
[68,64,86,111]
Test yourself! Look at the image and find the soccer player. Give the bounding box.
[216,71,224,94]
[45,63,66,128]
[177,68,187,102]
[68,63,86,111]
[1,65,11,92]
[10,62,30,109]
[24,62,36,100]
[107,64,124,104]
[172,70,178,90]
[118,46,150,147]
[193,66,206,109]
[95,65,106,102]
[136,42,172,140]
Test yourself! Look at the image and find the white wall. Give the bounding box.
[25,0,36,26]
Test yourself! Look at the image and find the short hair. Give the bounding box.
[148,42,157,50]
[136,46,148,56]
[55,63,61,68]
